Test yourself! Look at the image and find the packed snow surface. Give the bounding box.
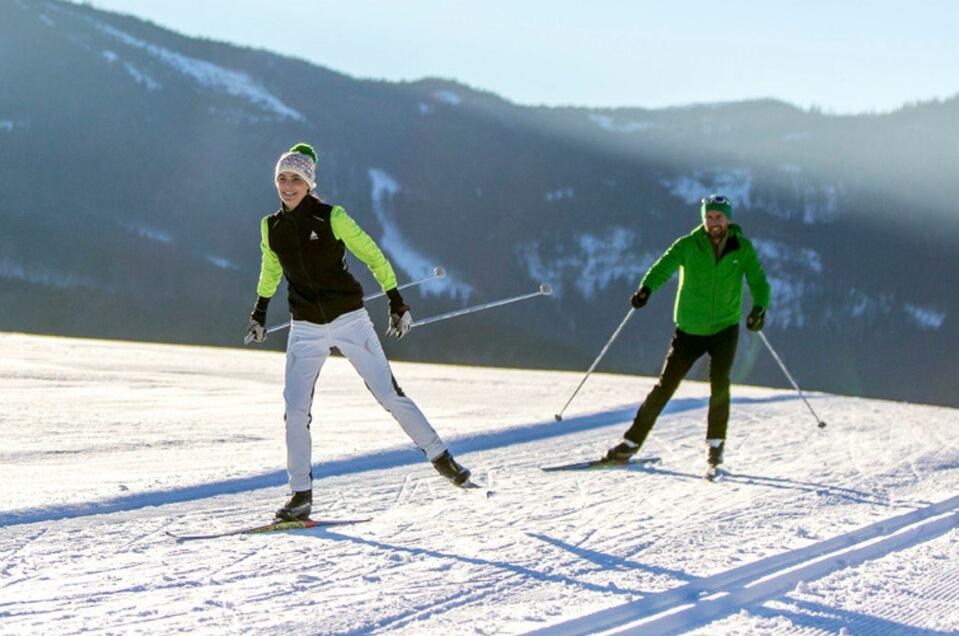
[1,332,958,635]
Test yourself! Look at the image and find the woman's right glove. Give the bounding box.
[245,296,270,343]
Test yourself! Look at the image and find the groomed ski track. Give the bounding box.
[1,333,958,634]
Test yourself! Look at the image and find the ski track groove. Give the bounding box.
[890,413,924,487]
[532,500,959,635]
[364,580,507,635]
[0,528,47,577]
[116,517,174,552]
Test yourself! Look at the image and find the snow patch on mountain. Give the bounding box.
[904,303,946,330]
[517,227,653,300]
[100,49,160,90]
[802,184,841,223]
[368,169,473,301]
[661,169,753,209]
[124,63,160,90]
[0,120,18,132]
[0,257,103,291]
[124,223,173,244]
[546,188,575,202]
[751,169,842,224]
[752,239,823,328]
[418,102,434,115]
[588,113,655,134]
[207,256,239,271]
[433,90,462,105]
[846,288,894,319]
[89,20,303,120]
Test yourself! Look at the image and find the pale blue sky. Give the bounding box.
[75,0,959,113]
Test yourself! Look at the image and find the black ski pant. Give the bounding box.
[624,324,739,448]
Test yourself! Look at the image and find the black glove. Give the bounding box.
[385,288,412,339]
[630,286,651,309]
[246,296,270,343]
[746,305,766,332]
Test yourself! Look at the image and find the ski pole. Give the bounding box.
[757,330,827,428]
[245,266,447,344]
[554,308,635,422]
[411,283,553,329]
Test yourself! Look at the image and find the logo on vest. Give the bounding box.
[309,230,319,241]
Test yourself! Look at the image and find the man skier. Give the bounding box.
[247,143,471,522]
[604,194,771,476]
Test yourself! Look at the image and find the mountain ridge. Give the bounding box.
[1,0,956,406]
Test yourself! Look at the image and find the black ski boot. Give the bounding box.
[431,450,471,486]
[603,440,640,463]
[275,490,312,521]
[707,441,725,467]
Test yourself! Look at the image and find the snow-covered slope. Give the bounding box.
[1,333,958,634]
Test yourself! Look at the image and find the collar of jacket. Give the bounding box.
[281,194,322,218]
[690,223,744,241]
[691,223,744,259]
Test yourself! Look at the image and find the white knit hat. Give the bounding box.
[274,143,317,190]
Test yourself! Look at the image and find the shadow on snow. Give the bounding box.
[2,393,798,526]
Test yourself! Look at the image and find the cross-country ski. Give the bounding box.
[167,517,372,541]
[541,456,661,472]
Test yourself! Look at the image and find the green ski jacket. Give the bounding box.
[640,224,771,336]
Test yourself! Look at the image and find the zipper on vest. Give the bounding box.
[289,214,328,324]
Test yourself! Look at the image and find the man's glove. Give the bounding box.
[245,296,270,343]
[746,305,766,332]
[630,286,651,309]
[385,288,412,339]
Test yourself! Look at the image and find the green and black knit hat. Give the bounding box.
[275,143,318,190]
[700,194,732,220]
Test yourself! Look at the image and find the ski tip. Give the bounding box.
[459,479,495,497]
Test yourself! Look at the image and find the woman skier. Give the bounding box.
[246,143,471,521]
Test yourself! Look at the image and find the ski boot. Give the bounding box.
[705,440,725,481]
[431,450,471,486]
[603,439,640,463]
[275,489,312,521]
[707,440,725,467]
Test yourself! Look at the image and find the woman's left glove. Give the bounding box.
[385,288,412,339]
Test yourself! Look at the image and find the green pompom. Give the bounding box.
[289,143,317,163]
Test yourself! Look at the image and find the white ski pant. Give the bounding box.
[283,308,447,491]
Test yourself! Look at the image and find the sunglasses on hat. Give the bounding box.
[702,195,728,205]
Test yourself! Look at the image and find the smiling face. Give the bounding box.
[276,171,309,209]
[704,210,729,239]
